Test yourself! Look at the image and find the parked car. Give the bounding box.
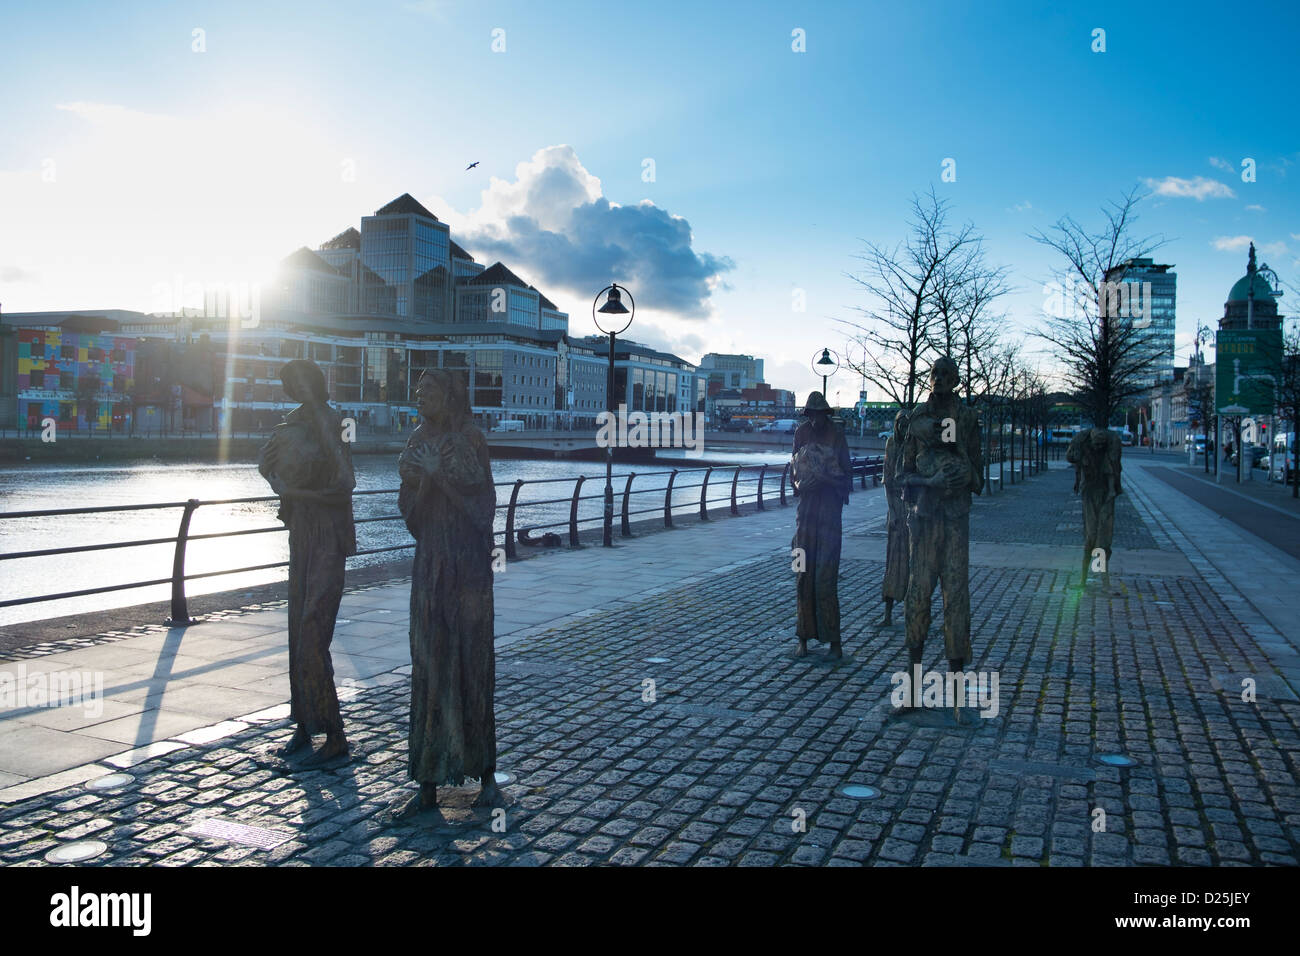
[720,419,754,433]
[878,429,893,441]
[491,420,524,432]
[1231,445,1268,469]
[761,419,800,434]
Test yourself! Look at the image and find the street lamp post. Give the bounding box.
[594,283,634,548]
[812,348,840,403]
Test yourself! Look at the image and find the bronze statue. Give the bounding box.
[1066,427,1122,587]
[395,370,500,816]
[896,357,983,725]
[791,392,852,660]
[257,359,356,764]
[880,407,912,625]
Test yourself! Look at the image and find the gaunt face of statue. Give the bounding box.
[930,363,958,398]
[415,376,445,420]
[281,366,306,404]
[809,410,829,433]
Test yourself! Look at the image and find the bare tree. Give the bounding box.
[930,236,1011,403]
[840,187,980,406]
[1031,187,1168,426]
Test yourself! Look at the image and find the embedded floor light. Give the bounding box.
[839,784,882,799]
[45,840,108,864]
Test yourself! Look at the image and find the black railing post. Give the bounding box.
[621,472,635,537]
[756,464,767,511]
[166,498,200,626]
[730,465,742,516]
[664,469,678,528]
[699,467,714,521]
[569,475,586,547]
[504,479,524,560]
[780,461,790,506]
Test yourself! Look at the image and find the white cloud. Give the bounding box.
[1208,156,1235,172]
[454,145,733,320]
[1213,235,1253,251]
[1144,175,1236,200]
[1245,204,1266,212]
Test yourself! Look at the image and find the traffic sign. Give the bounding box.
[1216,329,1281,416]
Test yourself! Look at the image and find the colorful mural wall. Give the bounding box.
[16,328,136,431]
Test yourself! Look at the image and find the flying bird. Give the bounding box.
[465,161,480,170]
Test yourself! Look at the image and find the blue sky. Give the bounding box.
[1,0,1296,401]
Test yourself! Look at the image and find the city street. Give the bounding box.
[2,454,1297,867]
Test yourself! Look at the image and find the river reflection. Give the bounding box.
[0,448,791,627]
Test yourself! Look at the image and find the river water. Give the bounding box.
[0,448,791,628]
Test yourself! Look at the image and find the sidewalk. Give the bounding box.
[2,461,1298,867]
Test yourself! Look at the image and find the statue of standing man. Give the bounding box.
[1066,427,1122,587]
[896,357,983,725]
[395,370,500,816]
[258,359,356,764]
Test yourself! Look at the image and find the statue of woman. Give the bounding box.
[791,391,852,659]
[395,370,500,815]
[257,359,355,764]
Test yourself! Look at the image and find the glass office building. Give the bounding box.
[1103,257,1176,387]
[359,194,453,324]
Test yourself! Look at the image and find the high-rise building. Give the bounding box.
[697,352,764,391]
[1102,257,1176,387]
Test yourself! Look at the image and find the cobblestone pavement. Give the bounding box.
[2,462,1298,867]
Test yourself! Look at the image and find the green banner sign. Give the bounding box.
[1217,329,1282,416]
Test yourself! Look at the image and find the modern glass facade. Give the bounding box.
[1105,258,1176,388]
[360,212,452,322]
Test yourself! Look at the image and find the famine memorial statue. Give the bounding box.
[791,391,853,660]
[895,357,983,726]
[257,359,356,764]
[395,370,500,816]
[1065,427,1123,587]
[880,407,911,626]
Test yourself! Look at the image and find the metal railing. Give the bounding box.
[0,456,885,625]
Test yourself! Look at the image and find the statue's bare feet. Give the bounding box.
[473,774,501,807]
[951,705,979,728]
[393,783,437,821]
[280,728,311,757]
[828,642,843,660]
[302,732,349,766]
[794,639,808,658]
